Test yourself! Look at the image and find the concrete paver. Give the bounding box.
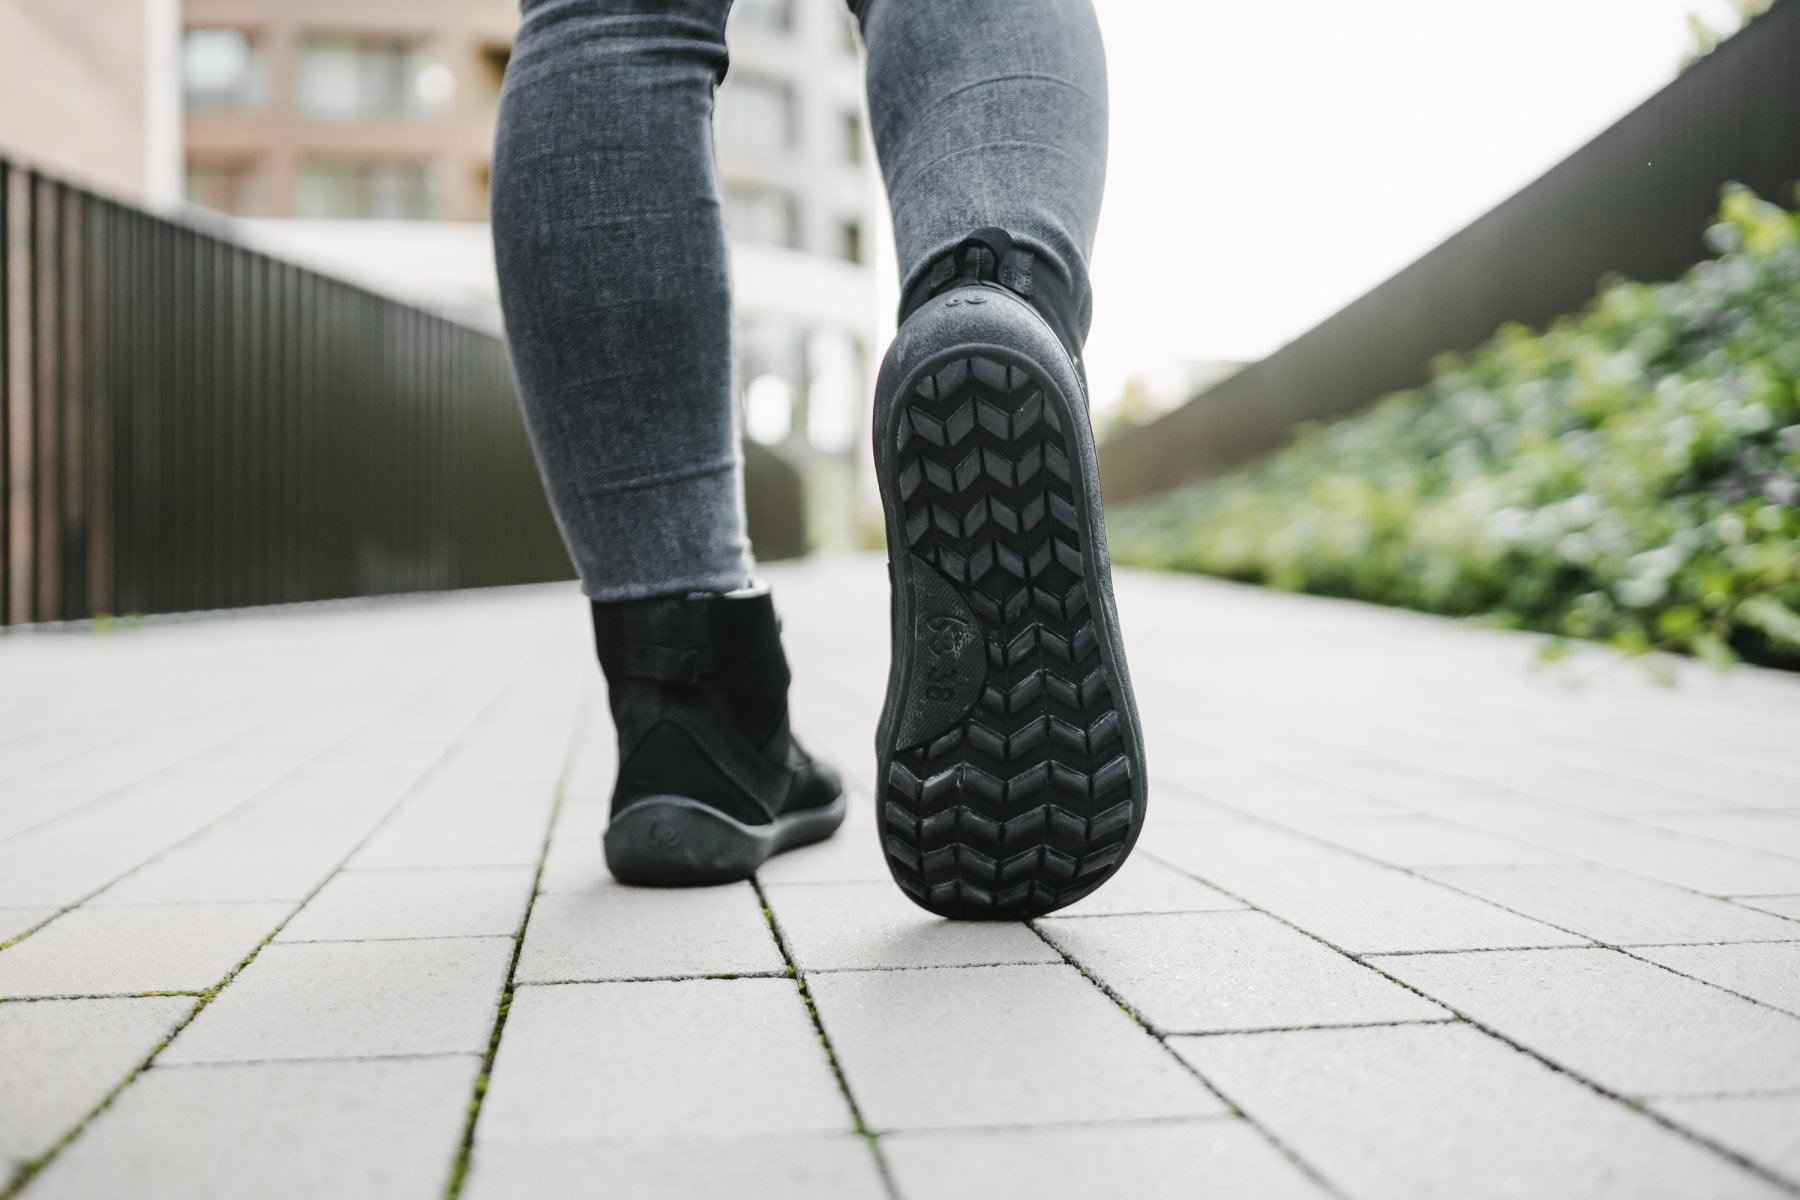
[0,903,289,998]
[0,997,191,1173]
[477,978,853,1143]
[1650,1094,1800,1184]
[807,963,1223,1130]
[1038,910,1447,1033]
[162,938,513,1064]
[464,1138,888,1200]
[514,882,784,983]
[1373,947,1800,1097]
[1419,863,1800,945]
[884,1120,1330,1200]
[277,866,535,943]
[26,1057,481,1200]
[765,882,1061,972]
[1174,1022,1788,1199]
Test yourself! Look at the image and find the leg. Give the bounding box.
[492,0,748,601]
[854,0,1146,919]
[855,0,1109,351]
[492,1,843,885]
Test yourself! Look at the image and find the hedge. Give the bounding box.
[1108,187,1800,669]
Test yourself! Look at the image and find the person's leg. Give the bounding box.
[493,0,748,601]
[852,0,1146,920]
[491,0,842,885]
[855,0,1108,358]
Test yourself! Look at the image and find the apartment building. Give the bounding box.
[178,0,882,494]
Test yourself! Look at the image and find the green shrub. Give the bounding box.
[1108,187,1800,669]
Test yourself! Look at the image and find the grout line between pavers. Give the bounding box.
[0,635,566,1200]
[751,876,902,1200]
[442,677,591,1200]
[509,971,789,987]
[1163,1017,1460,1039]
[1025,917,1352,1200]
[1136,848,1800,1197]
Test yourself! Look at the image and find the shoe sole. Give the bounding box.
[604,792,847,886]
[873,285,1147,919]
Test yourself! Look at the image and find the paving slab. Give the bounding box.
[1651,1094,1800,1185]
[1038,910,1447,1034]
[277,866,535,942]
[1040,852,1244,916]
[1373,947,1800,1097]
[1738,895,1800,920]
[1419,863,1800,945]
[514,882,783,983]
[0,902,288,998]
[1632,811,1800,860]
[1174,1022,1787,1199]
[752,825,894,885]
[163,937,511,1063]
[0,908,56,944]
[1278,814,1571,867]
[807,963,1222,1130]
[0,996,191,1172]
[1631,942,1800,1017]
[884,1120,1328,1200]
[1151,821,1585,953]
[464,1137,887,1200]
[26,1056,480,1200]
[477,978,852,1143]
[765,882,1060,972]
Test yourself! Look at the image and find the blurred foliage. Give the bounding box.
[1108,188,1800,669]
[1683,0,1777,68]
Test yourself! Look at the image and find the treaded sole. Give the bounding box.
[604,792,846,887]
[873,287,1147,920]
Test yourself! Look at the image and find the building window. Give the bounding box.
[478,44,511,102]
[295,158,436,219]
[295,35,450,119]
[725,184,799,250]
[184,159,261,215]
[841,110,864,163]
[182,27,263,111]
[838,218,864,264]
[715,74,796,155]
[731,0,793,33]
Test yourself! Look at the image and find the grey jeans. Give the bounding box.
[492,0,1107,600]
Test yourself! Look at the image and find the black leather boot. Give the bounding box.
[592,584,844,885]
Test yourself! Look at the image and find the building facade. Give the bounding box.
[177,0,881,546]
[0,0,182,201]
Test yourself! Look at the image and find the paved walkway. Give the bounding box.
[2,556,1798,1199]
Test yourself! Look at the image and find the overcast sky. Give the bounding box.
[1066,0,1750,409]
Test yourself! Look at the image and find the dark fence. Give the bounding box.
[0,154,575,627]
[1100,0,1800,503]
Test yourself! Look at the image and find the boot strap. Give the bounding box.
[617,606,714,685]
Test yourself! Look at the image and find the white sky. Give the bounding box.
[1076,0,1747,409]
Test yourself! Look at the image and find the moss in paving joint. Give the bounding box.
[443,686,588,1200]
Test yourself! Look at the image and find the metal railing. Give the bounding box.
[1,155,574,626]
[1100,0,1800,502]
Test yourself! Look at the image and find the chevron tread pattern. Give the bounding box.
[882,351,1138,919]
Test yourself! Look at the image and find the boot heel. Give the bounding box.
[603,797,767,886]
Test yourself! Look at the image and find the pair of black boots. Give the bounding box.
[595,231,1146,920]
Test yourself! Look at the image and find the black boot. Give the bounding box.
[592,584,844,886]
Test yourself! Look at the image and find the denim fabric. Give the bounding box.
[492,0,1108,600]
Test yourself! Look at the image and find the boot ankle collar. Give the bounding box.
[591,590,787,690]
[899,227,1084,369]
